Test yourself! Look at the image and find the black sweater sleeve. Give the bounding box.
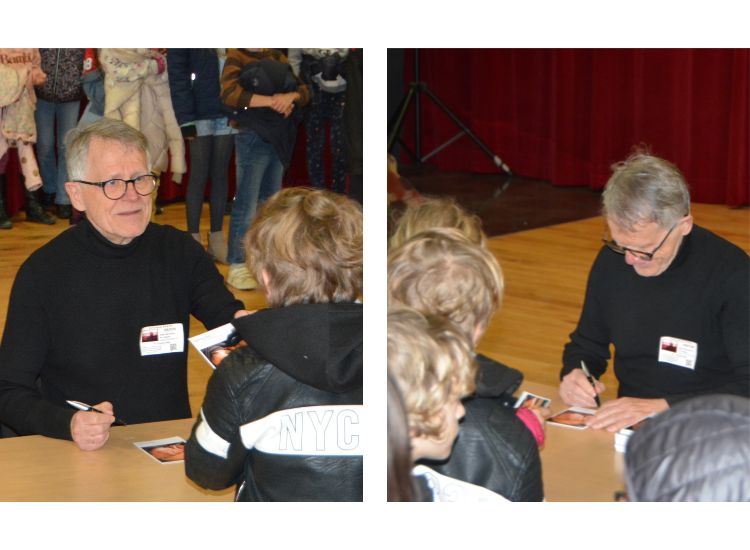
[561,249,612,381]
[0,261,75,439]
[185,235,244,330]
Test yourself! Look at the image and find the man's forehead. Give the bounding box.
[607,218,663,243]
[88,136,145,156]
[86,137,147,172]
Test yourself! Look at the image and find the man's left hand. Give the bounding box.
[233,309,256,319]
[586,397,669,432]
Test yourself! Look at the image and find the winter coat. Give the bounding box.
[625,394,750,501]
[166,48,223,126]
[100,48,186,182]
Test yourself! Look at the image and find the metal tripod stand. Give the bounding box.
[388,49,513,179]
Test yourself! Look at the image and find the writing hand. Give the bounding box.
[70,400,115,451]
[559,368,604,408]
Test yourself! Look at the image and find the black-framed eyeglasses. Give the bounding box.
[602,222,677,261]
[73,173,158,200]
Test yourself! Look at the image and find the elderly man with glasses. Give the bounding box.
[0,119,245,450]
[559,152,749,432]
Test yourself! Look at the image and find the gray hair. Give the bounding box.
[602,153,690,230]
[65,118,151,181]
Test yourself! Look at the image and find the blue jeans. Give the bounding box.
[227,130,283,265]
[35,99,81,205]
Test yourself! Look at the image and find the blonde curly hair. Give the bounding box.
[245,187,362,306]
[387,228,503,342]
[389,195,485,250]
[387,306,476,438]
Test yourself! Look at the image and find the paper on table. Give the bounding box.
[134,436,186,464]
[546,407,596,430]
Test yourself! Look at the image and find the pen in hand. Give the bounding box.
[66,400,127,426]
[579,361,601,408]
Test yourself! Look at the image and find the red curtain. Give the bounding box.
[399,49,749,206]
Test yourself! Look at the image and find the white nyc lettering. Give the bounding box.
[279,408,359,452]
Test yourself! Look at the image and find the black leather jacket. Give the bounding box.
[421,354,545,501]
[625,394,750,501]
[185,302,363,501]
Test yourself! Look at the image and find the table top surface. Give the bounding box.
[0,418,234,502]
[0,382,624,502]
[523,380,626,502]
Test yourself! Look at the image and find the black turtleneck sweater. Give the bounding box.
[0,220,243,440]
[561,225,749,405]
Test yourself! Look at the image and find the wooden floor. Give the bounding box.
[0,204,268,417]
[478,203,750,399]
[0,201,748,416]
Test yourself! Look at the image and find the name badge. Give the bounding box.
[658,336,698,370]
[140,323,185,356]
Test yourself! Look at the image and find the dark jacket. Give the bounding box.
[625,394,750,501]
[36,48,84,103]
[221,49,309,168]
[421,355,544,501]
[185,302,363,501]
[229,57,303,168]
[166,48,223,126]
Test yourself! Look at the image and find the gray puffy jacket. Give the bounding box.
[625,394,750,501]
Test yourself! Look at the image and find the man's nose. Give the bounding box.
[624,250,640,265]
[121,180,141,200]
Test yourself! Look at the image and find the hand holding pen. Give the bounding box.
[579,361,601,407]
[67,400,127,426]
[559,361,605,408]
[67,400,126,451]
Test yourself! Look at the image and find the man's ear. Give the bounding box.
[64,181,86,211]
[680,214,694,236]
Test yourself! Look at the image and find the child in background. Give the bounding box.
[167,48,236,263]
[0,48,54,225]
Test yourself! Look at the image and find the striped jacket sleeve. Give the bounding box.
[220,49,253,110]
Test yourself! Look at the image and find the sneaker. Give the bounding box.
[227,264,257,291]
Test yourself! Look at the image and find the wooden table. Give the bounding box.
[0,418,234,501]
[0,383,627,502]
[523,381,626,502]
